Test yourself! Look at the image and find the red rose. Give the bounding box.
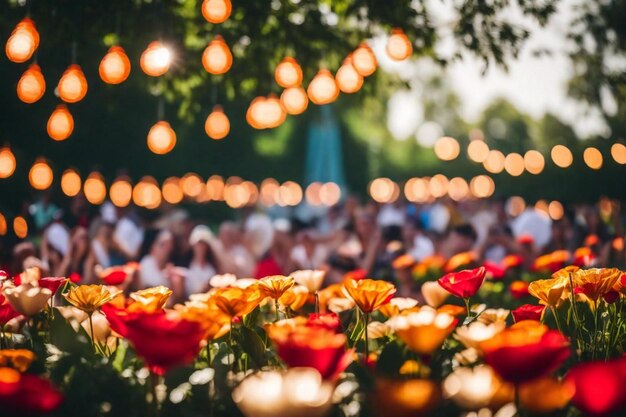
[0,295,21,325]
[482,261,505,280]
[437,267,486,299]
[268,325,352,380]
[509,280,530,299]
[482,326,570,384]
[122,311,205,375]
[308,312,341,333]
[511,304,545,322]
[603,290,620,305]
[38,277,67,294]
[567,357,626,416]
[0,372,63,414]
[68,272,82,283]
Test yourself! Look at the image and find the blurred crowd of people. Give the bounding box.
[1,192,625,303]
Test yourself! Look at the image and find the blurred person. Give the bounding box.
[440,224,478,258]
[476,224,519,264]
[290,230,328,271]
[245,214,282,279]
[58,226,90,278]
[40,222,70,277]
[403,217,435,262]
[29,191,60,231]
[219,221,254,277]
[184,225,223,296]
[137,229,185,301]
[114,207,144,261]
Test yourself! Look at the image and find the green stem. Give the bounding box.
[88,313,96,352]
[274,299,280,322]
[363,311,369,364]
[464,298,471,319]
[550,307,563,333]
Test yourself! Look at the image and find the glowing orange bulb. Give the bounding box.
[140,41,171,77]
[162,177,184,204]
[583,147,603,170]
[352,43,377,77]
[205,105,230,140]
[336,56,363,94]
[280,87,308,115]
[246,96,286,129]
[13,216,28,239]
[274,57,303,88]
[202,36,232,75]
[386,28,413,61]
[58,64,88,103]
[133,177,162,209]
[5,18,39,63]
[0,147,17,179]
[61,169,82,197]
[47,104,74,141]
[84,172,107,205]
[201,0,232,24]
[147,121,177,155]
[28,160,53,190]
[99,46,131,84]
[551,145,573,168]
[0,213,6,236]
[307,69,339,105]
[17,64,46,104]
[110,178,133,208]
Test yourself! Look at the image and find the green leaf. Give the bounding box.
[49,308,91,355]
[237,326,268,368]
[376,340,404,377]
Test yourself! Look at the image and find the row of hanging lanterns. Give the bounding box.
[6,3,413,154]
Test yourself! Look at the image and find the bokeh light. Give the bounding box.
[274,57,303,88]
[0,147,17,179]
[84,172,107,205]
[28,160,53,190]
[201,0,232,24]
[506,196,526,217]
[551,145,573,168]
[352,43,377,77]
[434,136,460,161]
[147,121,176,155]
[523,150,545,175]
[429,174,449,198]
[110,177,133,208]
[305,182,322,206]
[133,176,161,209]
[404,177,430,203]
[470,175,495,198]
[548,200,564,220]
[611,143,626,164]
[467,140,489,163]
[319,182,341,206]
[58,64,88,103]
[280,87,308,115]
[99,46,131,85]
[13,216,28,239]
[448,177,469,201]
[504,153,524,176]
[162,177,184,204]
[206,175,226,201]
[583,147,603,170]
[140,41,172,77]
[369,178,400,203]
[278,181,303,206]
[260,178,279,206]
[61,169,82,197]
[535,199,549,215]
[336,56,363,94]
[307,69,339,105]
[17,64,46,103]
[47,104,74,141]
[0,213,6,236]
[483,150,505,174]
[202,36,232,75]
[386,28,413,61]
[6,18,39,63]
[205,106,230,140]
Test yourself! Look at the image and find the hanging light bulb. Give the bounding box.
[274,57,303,88]
[201,0,232,24]
[61,169,82,197]
[147,121,176,154]
[17,63,46,103]
[47,104,74,141]
[246,96,286,129]
[110,177,133,208]
[84,172,107,205]
[202,36,232,75]
[336,56,363,94]
[5,18,39,63]
[386,28,413,61]
[28,159,53,191]
[352,43,377,77]
[99,46,131,84]
[133,176,162,209]
[280,87,308,115]
[58,64,88,103]
[307,69,339,105]
[205,105,230,140]
[0,147,16,179]
[140,41,172,77]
